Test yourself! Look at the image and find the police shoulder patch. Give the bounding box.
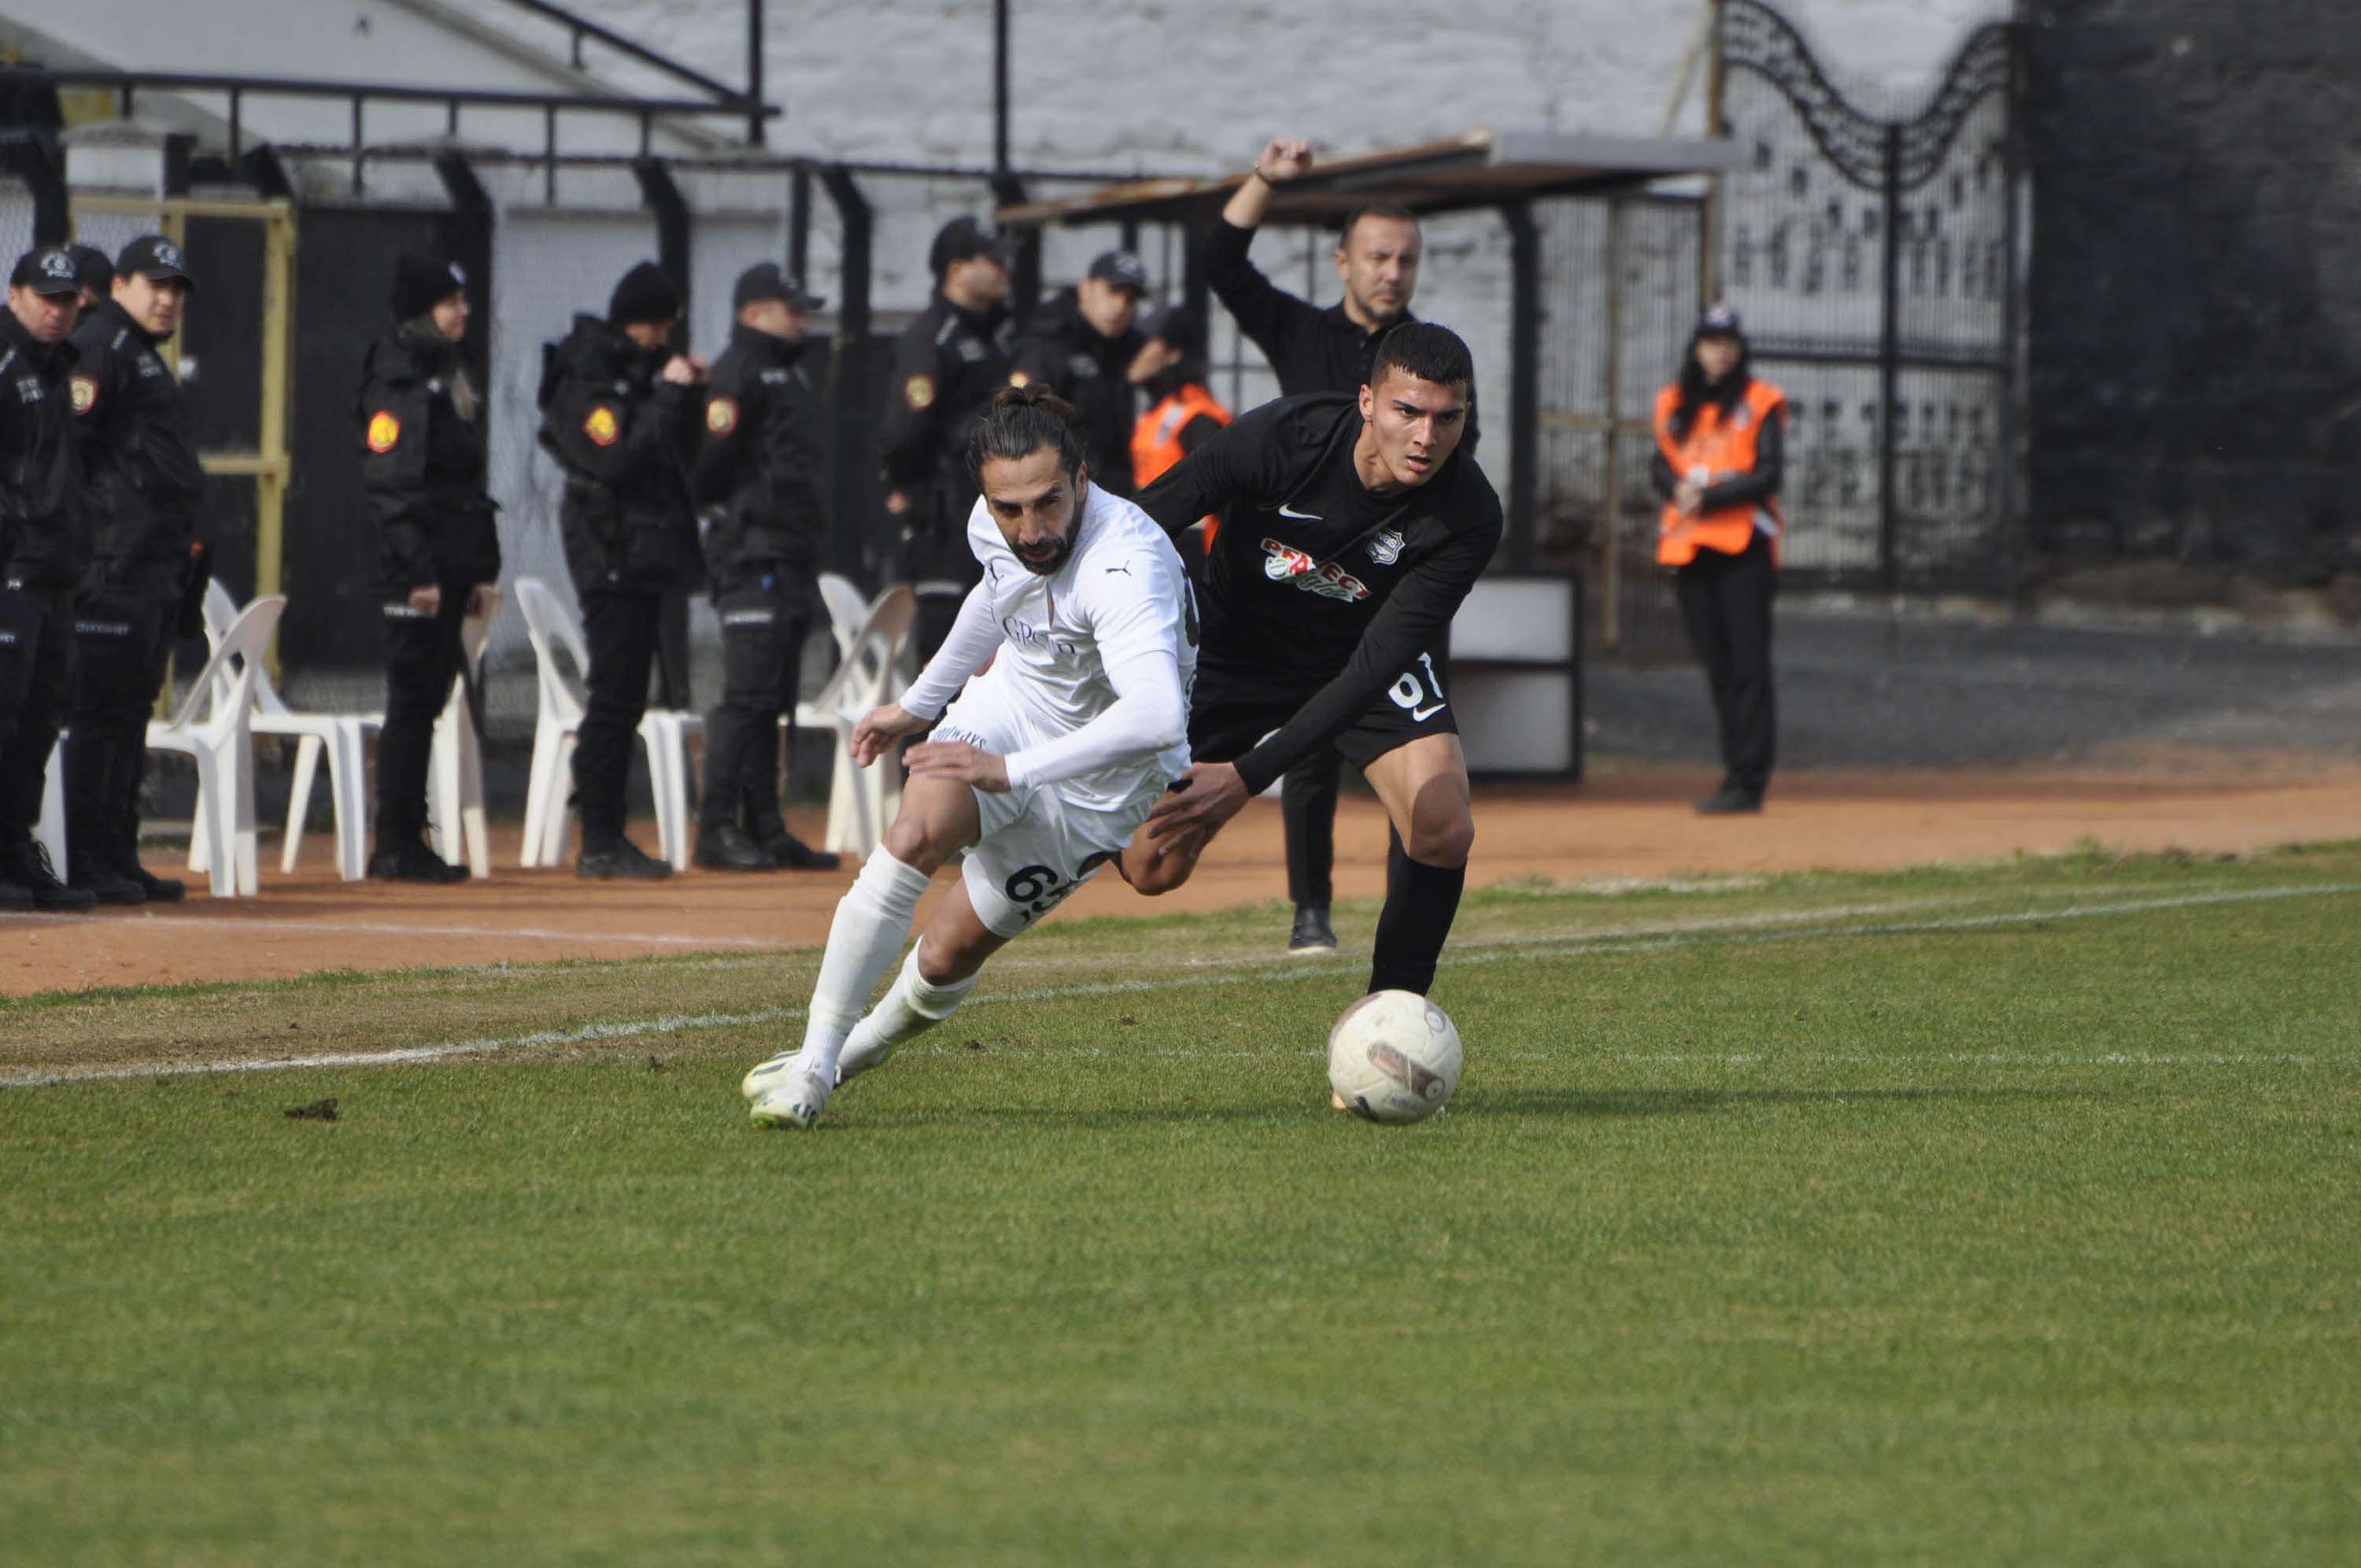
[366,410,401,453]
[1008,370,1030,389]
[69,374,98,417]
[904,373,937,411]
[706,397,738,436]
[585,404,621,446]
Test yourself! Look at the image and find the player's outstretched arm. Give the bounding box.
[861,581,1004,769]
[1135,399,1291,538]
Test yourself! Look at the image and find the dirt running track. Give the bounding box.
[4,759,2357,995]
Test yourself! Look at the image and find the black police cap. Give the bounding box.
[116,234,196,291]
[390,253,467,322]
[1086,249,1148,294]
[733,262,824,313]
[929,216,1014,277]
[10,245,82,297]
[68,243,113,294]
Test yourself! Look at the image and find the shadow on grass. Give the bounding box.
[1481,1085,2125,1119]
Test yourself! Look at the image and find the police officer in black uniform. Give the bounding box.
[357,253,500,882]
[538,260,706,880]
[878,215,1015,664]
[0,245,95,912]
[1009,248,1148,496]
[65,234,205,906]
[1203,137,1427,957]
[691,262,840,873]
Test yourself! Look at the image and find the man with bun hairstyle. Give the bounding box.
[0,245,93,911]
[64,234,204,906]
[356,253,499,881]
[537,260,706,880]
[690,262,839,873]
[878,215,1017,662]
[741,386,1199,1130]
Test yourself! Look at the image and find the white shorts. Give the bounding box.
[932,683,1169,939]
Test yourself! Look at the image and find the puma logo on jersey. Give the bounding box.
[1261,538,1369,603]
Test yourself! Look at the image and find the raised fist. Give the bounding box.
[1254,138,1314,184]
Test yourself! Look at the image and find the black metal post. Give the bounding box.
[789,164,811,280]
[0,140,66,246]
[1503,201,1541,574]
[350,95,365,195]
[747,0,767,146]
[1878,122,1903,592]
[991,173,1038,317]
[820,164,875,581]
[1181,221,1211,338]
[1998,23,2027,598]
[634,157,693,333]
[992,0,1011,175]
[434,152,497,426]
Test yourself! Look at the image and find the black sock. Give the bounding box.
[1367,836,1465,996]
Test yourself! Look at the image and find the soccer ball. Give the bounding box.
[1327,990,1461,1123]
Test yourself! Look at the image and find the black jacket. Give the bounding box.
[356,329,500,597]
[0,313,84,587]
[537,314,704,596]
[693,324,826,592]
[1201,218,1406,398]
[68,297,205,567]
[877,293,1014,521]
[1009,289,1144,496]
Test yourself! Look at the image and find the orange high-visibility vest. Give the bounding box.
[1653,378,1786,566]
[1133,383,1232,543]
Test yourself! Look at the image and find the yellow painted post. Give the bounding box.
[253,203,295,678]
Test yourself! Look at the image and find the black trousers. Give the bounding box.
[0,579,76,843]
[1280,748,1340,910]
[898,492,981,668]
[701,577,815,835]
[65,563,179,867]
[374,585,471,847]
[1672,529,1778,797]
[574,589,663,847]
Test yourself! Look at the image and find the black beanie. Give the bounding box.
[608,261,682,327]
[390,253,466,322]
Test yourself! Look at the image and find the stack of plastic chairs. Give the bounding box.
[146,596,286,898]
[793,583,914,858]
[512,577,701,870]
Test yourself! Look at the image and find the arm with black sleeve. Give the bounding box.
[356,365,440,592]
[876,325,949,500]
[1229,501,1499,795]
[1696,400,1784,512]
[1133,397,1292,538]
[690,355,757,509]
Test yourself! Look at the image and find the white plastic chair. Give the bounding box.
[793,583,914,858]
[147,596,286,898]
[197,581,378,881]
[33,733,66,876]
[817,571,868,662]
[512,577,702,870]
[427,584,501,879]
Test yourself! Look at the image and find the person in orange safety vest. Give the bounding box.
[1127,304,1232,559]
[1650,302,1786,815]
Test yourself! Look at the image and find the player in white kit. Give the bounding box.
[743,386,1199,1128]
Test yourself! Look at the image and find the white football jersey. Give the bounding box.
[961,483,1199,806]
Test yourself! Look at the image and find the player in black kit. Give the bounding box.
[1125,323,1498,1003]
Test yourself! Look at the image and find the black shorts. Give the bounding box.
[1188,651,1457,774]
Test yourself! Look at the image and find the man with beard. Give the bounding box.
[740,387,1198,1130]
[1204,136,1424,957]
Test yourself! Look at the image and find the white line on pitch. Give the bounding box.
[4,880,2352,1090]
[0,913,785,949]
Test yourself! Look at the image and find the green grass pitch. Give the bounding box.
[6,845,2360,1565]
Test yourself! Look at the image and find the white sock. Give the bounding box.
[799,846,932,1081]
[839,944,981,1083]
